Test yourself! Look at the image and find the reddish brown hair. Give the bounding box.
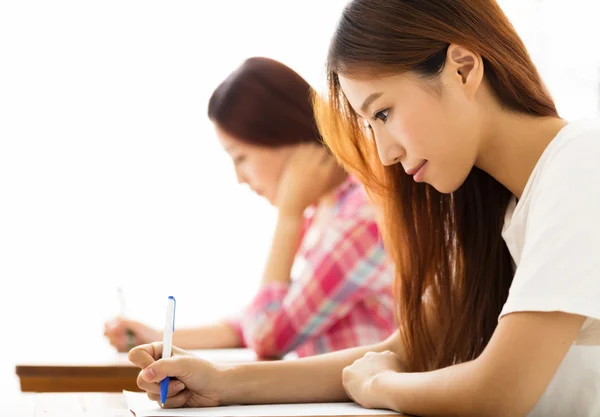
[315,0,558,372]
[208,57,321,147]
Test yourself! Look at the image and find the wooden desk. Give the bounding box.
[17,349,267,393]
[17,362,140,393]
[34,393,402,417]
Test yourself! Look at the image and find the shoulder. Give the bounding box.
[541,120,600,175]
[532,120,600,207]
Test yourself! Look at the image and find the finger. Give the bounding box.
[160,390,189,408]
[165,380,185,396]
[342,365,353,382]
[104,318,118,329]
[113,340,128,353]
[119,318,148,336]
[139,356,194,384]
[104,322,123,337]
[364,351,377,357]
[107,318,126,332]
[171,345,189,356]
[129,342,163,369]
[106,334,127,352]
[137,372,160,394]
[137,373,185,396]
[147,390,189,408]
[345,388,356,404]
[341,374,356,403]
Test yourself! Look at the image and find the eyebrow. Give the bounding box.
[360,92,383,113]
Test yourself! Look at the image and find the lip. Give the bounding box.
[405,161,428,182]
[413,161,428,182]
[405,160,427,176]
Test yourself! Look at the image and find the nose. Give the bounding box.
[234,167,247,185]
[373,129,404,166]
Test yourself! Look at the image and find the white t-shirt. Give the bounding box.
[500,119,600,416]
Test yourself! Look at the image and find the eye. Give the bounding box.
[234,155,246,165]
[373,108,390,124]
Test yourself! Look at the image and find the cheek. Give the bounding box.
[392,98,450,157]
[253,157,281,188]
[240,162,264,187]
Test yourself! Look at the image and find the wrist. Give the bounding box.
[369,370,398,411]
[277,202,307,219]
[217,363,250,405]
[275,210,304,230]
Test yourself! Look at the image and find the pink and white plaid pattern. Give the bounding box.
[229,177,396,358]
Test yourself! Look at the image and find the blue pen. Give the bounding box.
[160,296,176,407]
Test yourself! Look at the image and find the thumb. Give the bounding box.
[141,356,193,383]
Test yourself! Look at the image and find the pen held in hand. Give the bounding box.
[117,287,136,351]
[160,296,176,407]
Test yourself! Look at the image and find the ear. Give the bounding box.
[443,44,484,99]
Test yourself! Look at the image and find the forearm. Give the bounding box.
[172,322,242,350]
[221,337,395,405]
[372,360,501,417]
[261,212,304,285]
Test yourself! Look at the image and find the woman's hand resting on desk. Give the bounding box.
[129,343,226,408]
[275,144,347,217]
[342,351,404,410]
[104,318,160,352]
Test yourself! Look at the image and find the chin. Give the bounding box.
[429,183,454,194]
[428,176,464,194]
[265,194,277,206]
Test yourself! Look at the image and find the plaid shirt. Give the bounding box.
[229,177,396,358]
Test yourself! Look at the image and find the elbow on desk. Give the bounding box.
[245,331,286,360]
[249,337,285,360]
[463,366,540,417]
[468,396,535,417]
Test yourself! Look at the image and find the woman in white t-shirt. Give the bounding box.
[315,1,600,416]
[126,1,598,416]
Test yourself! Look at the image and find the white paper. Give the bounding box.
[124,391,398,417]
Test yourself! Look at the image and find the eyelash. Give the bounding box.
[373,108,390,123]
[364,108,390,130]
[234,155,246,165]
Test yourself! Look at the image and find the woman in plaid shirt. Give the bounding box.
[105,57,395,358]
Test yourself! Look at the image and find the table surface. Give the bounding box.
[33,393,404,417]
[34,392,130,417]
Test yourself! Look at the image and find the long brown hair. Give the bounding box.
[208,57,321,147]
[315,0,558,372]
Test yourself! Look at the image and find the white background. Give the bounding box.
[1,0,599,414]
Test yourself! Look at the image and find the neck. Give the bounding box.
[475,110,567,199]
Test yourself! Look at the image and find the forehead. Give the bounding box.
[215,125,246,151]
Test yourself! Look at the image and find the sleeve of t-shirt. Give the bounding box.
[500,132,600,321]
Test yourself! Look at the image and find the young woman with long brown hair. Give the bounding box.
[127,2,599,416]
